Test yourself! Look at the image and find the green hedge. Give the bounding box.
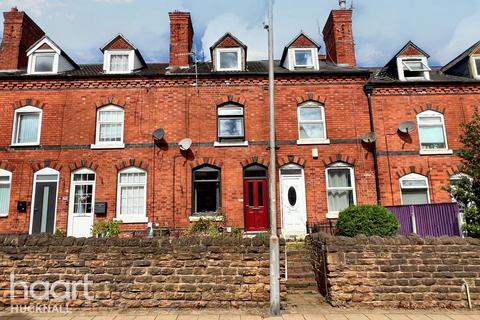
[336,205,399,237]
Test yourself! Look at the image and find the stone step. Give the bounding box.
[287,272,316,279]
[287,261,312,268]
[286,281,319,290]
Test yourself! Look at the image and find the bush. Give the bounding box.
[336,205,399,237]
[91,219,122,238]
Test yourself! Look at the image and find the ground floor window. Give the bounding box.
[193,165,221,214]
[400,173,429,205]
[117,167,147,223]
[0,169,12,216]
[326,163,356,215]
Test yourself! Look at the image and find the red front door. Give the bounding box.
[244,179,268,231]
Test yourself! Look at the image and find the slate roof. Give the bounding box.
[0,60,369,79]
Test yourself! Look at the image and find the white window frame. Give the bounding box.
[297,101,329,145]
[215,48,242,71]
[0,169,12,217]
[399,173,430,205]
[103,50,134,74]
[416,110,452,155]
[91,105,125,149]
[116,167,148,223]
[325,163,356,219]
[397,56,431,81]
[28,52,59,74]
[11,106,42,147]
[469,55,480,80]
[288,48,319,71]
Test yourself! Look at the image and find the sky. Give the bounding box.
[0,0,479,67]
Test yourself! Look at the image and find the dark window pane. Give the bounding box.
[476,58,480,74]
[195,182,218,212]
[248,183,254,206]
[288,187,297,206]
[258,183,264,207]
[194,170,219,181]
[219,51,239,69]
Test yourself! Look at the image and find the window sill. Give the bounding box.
[326,212,339,219]
[91,143,125,150]
[10,143,40,148]
[419,149,453,155]
[296,139,330,145]
[114,217,148,224]
[214,141,249,147]
[0,214,7,218]
[189,215,224,222]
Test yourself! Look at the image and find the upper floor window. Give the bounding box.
[400,173,429,205]
[417,110,449,154]
[193,165,221,215]
[294,49,315,68]
[216,48,242,71]
[397,57,431,81]
[26,36,77,75]
[32,54,55,73]
[297,102,328,144]
[104,51,133,74]
[0,169,12,217]
[117,167,147,223]
[217,104,244,142]
[326,163,356,217]
[470,56,480,79]
[11,106,42,146]
[93,105,124,149]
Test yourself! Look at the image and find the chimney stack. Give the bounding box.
[169,11,194,68]
[0,7,45,70]
[322,8,356,67]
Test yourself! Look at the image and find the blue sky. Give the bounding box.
[1,0,479,67]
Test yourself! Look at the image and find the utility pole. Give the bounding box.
[267,0,280,315]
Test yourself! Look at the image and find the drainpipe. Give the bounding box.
[364,85,381,205]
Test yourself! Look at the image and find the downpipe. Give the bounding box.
[461,279,472,310]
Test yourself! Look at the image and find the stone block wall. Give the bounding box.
[0,234,286,310]
[307,234,480,309]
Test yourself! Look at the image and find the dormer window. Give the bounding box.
[101,34,147,74]
[470,55,480,79]
[217,48,241,71]
[104,51,133,74]
[294,49,315,68]
[281,33,320,71]
[33,54,55,73]
[26,36,78,75]
[397,57,431,81]
[210,33,247,72]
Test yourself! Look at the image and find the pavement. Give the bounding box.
[1,308,480,320]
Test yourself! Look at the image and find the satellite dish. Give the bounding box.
[179,138,192,151]
[361,132,377,144]
[398,121,417,134]
[152,128,165,141]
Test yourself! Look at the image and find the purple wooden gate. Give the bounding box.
[386,203,461,237]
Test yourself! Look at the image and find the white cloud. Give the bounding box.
[90,0,135,3]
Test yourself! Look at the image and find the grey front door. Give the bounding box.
[32,182,57,234]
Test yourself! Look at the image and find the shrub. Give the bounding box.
[336,205,399,237]
[91,219,122,238]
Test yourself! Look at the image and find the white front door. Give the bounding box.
[68,169,95,237]
[280,164,307,237]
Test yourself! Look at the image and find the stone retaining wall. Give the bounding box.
[0,234,285,309]
[307,234,480,309]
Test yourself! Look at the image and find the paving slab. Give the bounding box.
[345,314,369,320]
[282,315,305,320]
[405,316,433,320]
[176,316,198,320]
[240,316,263,320]
[324,315,348,320]
[303,315,327,320]
[385,315,411,320]
[197,315,219,320]
[154,316,177,320]
[447,316,478,320]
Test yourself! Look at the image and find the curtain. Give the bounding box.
[0,184,10,215]
[328,169,351,188]
[99,110,123,142]
[110,55,129,72]
[120,186,145,215]
[17,114,39,143]
[328,190,352,212]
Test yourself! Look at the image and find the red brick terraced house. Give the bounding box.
[0,6,477,237]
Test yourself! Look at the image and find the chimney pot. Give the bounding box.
[11,7,18,12]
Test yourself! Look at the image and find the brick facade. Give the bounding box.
[0,7,478,236]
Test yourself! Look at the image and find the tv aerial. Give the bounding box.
[178,138,192,151]
[398,121,417,134]
[361,132,377,144]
